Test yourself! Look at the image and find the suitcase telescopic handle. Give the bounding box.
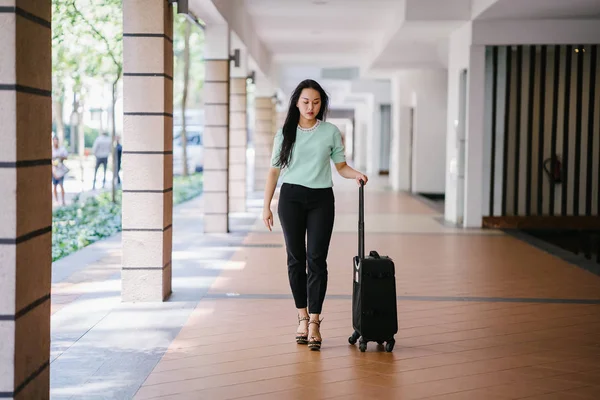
[358,179,365,260]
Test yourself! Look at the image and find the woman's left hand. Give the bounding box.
[355,173,368,186]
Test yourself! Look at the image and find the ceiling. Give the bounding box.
[192,0,600,103]
[242,0,475,76]
[245,0,401,66]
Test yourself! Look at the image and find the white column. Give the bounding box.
[411,71,448,194]
[389,74,411,191]
[445,22,475,226]
[390,70,448,194]
[464,45,486,228]
[364,96,378,177]
[353,107,366,171]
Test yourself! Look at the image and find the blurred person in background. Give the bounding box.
[52,135,69,206]
[92,131,111,190]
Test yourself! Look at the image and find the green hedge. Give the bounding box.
[52,173,203,262]
[173,173,205,205]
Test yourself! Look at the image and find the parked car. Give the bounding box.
[173,125,203,175]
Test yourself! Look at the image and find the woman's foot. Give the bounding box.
[308,318,322,351]
[296,315,309,344]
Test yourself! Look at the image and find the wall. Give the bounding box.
[472,19,600,46]
[483,44,600,218]
[389,70,448,194]
[457,18,600,227]
[380,104,392,172]
[389,75,405,191]
[444,22,472,224]
[350,79,392,176]
[408,70,448,194]
[389,103,412,191]
[352,100,374,171]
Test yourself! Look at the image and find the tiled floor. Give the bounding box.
[49,194,260,399]
[134,177,600,400]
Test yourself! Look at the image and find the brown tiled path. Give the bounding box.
[135,177,600,399]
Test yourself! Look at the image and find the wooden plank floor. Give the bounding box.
[135,178,600,399]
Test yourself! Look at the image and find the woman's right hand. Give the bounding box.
[263,207,274,231]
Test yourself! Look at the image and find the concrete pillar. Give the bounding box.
[276,110,286,130]
[367,104,381,177]
[444,23,472,225]
[390,74,410,192]
[464,45,486,228]
[390,104,412,192]
[354,104,371,172]
[253,97,274,191]
[229,46,247,213]
[0,3,52,398]
[280,111,287,126]
[121,0,174,301]
[272,102,277,139]
[390,70,448,194]
[203,24,230,232]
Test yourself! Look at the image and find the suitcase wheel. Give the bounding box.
[385,339,395,353]
[359,340,367,352]
[348,331,360,345]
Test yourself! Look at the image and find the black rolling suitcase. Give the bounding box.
[348,180,398,352]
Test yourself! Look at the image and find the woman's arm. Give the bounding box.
[263,167,280,209]
[262,167,281,230]
[330,127,366,186]
[335,162,368,186]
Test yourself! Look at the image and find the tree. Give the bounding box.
[52,0,90,151]
[52,0,123,200]
[181,19,191,176]
[173,16,206,109]
[69,0,123,202]
[173,13,205,176]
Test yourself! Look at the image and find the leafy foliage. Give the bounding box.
[173,173,205,205]
[52,174,204,262]
[52,0,123,91]
[50,2,208,262]
[52,190,122,261]
[52,0,86,98]
[173,13,205,109]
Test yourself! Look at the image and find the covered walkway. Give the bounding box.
[136,182,600,400]
[51,177,600,399]
[134,178,600,399]
[3,1,600,398]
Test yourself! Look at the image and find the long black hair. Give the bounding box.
[275,79,329,169]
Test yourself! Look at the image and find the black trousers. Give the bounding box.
[116,150,122,184]
[277,183,335,314]
[93,157,108,188]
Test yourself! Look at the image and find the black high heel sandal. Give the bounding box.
[296,316,309,344]
[308,319,323,351]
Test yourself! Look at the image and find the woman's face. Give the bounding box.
[296,88,321,121]
[52,137,59,147]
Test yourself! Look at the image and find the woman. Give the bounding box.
[51,135,69,206]
[263,79,368,351]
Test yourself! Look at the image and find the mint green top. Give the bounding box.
[270,120,346,189]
